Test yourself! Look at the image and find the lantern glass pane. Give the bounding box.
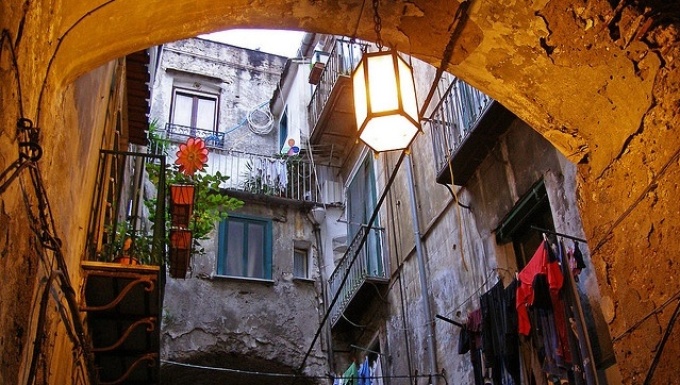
[360,115,419,152]
[352,61,368,131]
[367,54,399,113]
[397,58,419,122]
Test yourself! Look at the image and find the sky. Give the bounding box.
[200,29,306,58]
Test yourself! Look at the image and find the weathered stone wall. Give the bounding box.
[151,37,328,382]
[150,37,287,155]
[380,116,617,384]
[0,32,122,383]
[2,0,679,383]
[161,201,328,382]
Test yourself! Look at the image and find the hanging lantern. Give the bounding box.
[352,50,422,152]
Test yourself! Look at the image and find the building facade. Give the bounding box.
[279,34,623,385]
[148,37,331,384]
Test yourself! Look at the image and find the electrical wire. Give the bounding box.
[162,359,447,382]
[36,0,118,127]
[293,151,408,383]
[1,29,25,119]
[612,287,680,343]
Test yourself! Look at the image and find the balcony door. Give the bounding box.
[171,89,218,132]
[347,154,383,277]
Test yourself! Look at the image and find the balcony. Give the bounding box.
[208,148,324,204]
[429,78,515,186]
[307,39,367,163]
[328,225,388,329]
[82,150,166,385]
[154,128,340,204]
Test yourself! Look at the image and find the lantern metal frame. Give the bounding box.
[352,49,422,153]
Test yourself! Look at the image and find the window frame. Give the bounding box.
[279,106,289,152]
[293,247,310,280]
[345,152,384,277]
[170,87,219,132]
[216,214,273,281]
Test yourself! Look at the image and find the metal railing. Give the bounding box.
[165,122,225,148]
[209,149,320,202]
[328,224,386,325]
[87,150,167,265]
[308,39,367,133]
[154,137,327,202]
[428,77,493,172]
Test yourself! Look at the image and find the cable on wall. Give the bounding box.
[247,101,275,135]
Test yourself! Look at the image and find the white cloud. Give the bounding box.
[199,29,306,58]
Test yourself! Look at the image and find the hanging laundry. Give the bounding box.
[343,362,359,385]
[567,241,587,282]
[516,240,563,335]
[372,357,384,385]
[358,356,371,385]
[503,279,521,385]
[277,158,288,192]
[517,240,573,383]
[481,279,520,385]
[466,309,485,385]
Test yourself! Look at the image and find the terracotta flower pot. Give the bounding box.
[169,229,192,278]
[113,255,140,265]
[170,184,195,228]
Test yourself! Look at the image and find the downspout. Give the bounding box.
[406,153,438,379]
[311,209,335,373]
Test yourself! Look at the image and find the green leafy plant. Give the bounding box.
[101,221,161,265]
[146,122,244,257]
[167,168,244,254]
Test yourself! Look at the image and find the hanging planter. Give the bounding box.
[169,229,192,278]
[167,137,209,279]
[170,183,195,228]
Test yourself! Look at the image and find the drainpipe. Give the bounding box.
[311,207,335,374]
[406,153,438,380]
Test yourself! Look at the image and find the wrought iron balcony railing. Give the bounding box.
[87,150,167,266]
[208,149,322,202]
[428,77,492,173]
[164,122,225,148]
[328,224,386,326]
[82,150,165,384]
[153,135,330,203]
[307,39,367,134]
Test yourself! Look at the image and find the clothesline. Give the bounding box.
[530,225,587,243]
[161,360,448,382]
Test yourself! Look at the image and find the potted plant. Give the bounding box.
[146,136,244,278]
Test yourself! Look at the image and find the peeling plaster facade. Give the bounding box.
[149,38,328,384]
[1,1,679,384]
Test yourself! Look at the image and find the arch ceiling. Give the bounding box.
[2,1,679,383]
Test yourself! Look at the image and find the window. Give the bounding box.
[347,154,383,276]
[293,248,309,279]
[171,89,218,131]
[279,107,288,152]
[217,215,272,280]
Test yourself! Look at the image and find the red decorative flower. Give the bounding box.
[175,137,209,176]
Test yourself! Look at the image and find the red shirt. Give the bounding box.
[515,241,563,335]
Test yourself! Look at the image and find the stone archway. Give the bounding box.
[1,1,679,383]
